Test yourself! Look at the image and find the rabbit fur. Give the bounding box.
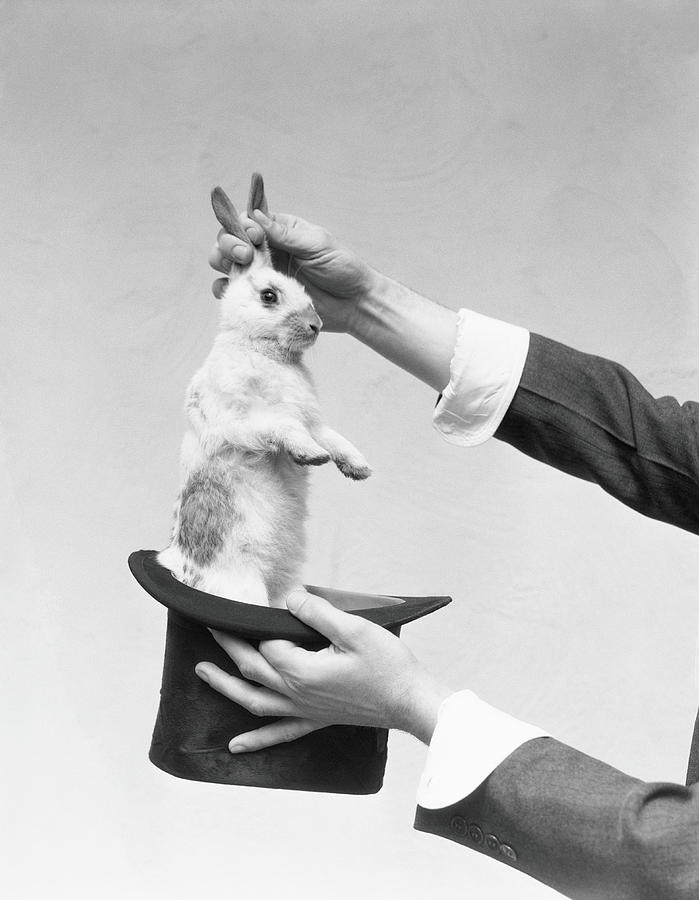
[158,175,371,607]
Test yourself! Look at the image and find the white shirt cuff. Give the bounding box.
[433,309,530,447]
[416,690,549,810]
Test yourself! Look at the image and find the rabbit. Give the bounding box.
[157,173,371,608]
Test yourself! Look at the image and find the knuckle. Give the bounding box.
[246,697,265,717]
[257,639,275,660]
[344,614,367,638]
[208,251,231,275]
[237,662,257,683]
[260,634,293,656]
[280,725,303,744]
[272,220,288,240]
[259,643,283,670]
[217,234,236,256]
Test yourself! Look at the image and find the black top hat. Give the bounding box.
[130,549,451,794]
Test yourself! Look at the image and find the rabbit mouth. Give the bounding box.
[290,331,318,350]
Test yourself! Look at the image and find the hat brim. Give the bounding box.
[128,549,451,645]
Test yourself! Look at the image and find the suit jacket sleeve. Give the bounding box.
[495,332,699,535]
[416,333,699,898]
[415,736,699,900]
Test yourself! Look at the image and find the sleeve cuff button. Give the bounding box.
[467,824,484,844]
[449,815,467,835]
[500,843,518,862]
[486,834,499,851]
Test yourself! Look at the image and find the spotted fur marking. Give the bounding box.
[176,467,237,567]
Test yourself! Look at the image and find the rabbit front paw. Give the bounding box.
[288,439,331,467]
[291,449,332,466]
[335,458,372,480]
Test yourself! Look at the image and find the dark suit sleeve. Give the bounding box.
[416,335,699,897]
[495,333,699,535]
[415,737,699,900]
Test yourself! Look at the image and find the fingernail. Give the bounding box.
[229,740,248,754]
[232,245,252,262]
[195,665,210,684]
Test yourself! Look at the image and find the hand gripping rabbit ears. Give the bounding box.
[211,172,291,275]
[211,178,264,246]
[157,173,371,608]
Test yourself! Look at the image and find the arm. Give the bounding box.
[211,211,699,534]
[416,733,699,900]
[210,211,458,392]
[349,285,699,533]
[496,332,699,535]
[196,593,699,900]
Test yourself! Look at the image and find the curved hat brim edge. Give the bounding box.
[128,549,451,644]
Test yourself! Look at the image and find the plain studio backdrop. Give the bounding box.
[2,1,699,898]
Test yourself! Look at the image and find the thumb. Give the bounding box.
[252,210,305,254]
[286,589,362,649]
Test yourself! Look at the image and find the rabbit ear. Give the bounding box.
[247,171,269,217]
[211,187,253,246]
[245,172,272,267]
[248,171,290,272]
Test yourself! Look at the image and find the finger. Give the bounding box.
[208,629,287,692]
[285,589,365,650]
[251,210,306,254]
[217,234,255,265]
[228,718,327,753]
[216,220,288,273]
[208,244,232,274]
[248,211,296,274]
[194,663,299,718]
[258,637,309,672]
[212,277,228,299]
[216,223,263,246]
[244,221,264,245]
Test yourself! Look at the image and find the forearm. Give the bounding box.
[348,271,458,393]
[416,737,699,900]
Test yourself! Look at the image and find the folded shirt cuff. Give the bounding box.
[433,309,530,447]
[416,690,549,810]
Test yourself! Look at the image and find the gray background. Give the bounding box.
[2,1,698,897]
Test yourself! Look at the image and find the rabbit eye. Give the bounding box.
[260,289,278,305]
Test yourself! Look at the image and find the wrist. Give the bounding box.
[346,270,458,392]
[346,268,401,343]
[397,674,453,745]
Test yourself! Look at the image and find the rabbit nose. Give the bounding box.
[307,311,323,334]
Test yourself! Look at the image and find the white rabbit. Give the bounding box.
[158,174,371,608]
